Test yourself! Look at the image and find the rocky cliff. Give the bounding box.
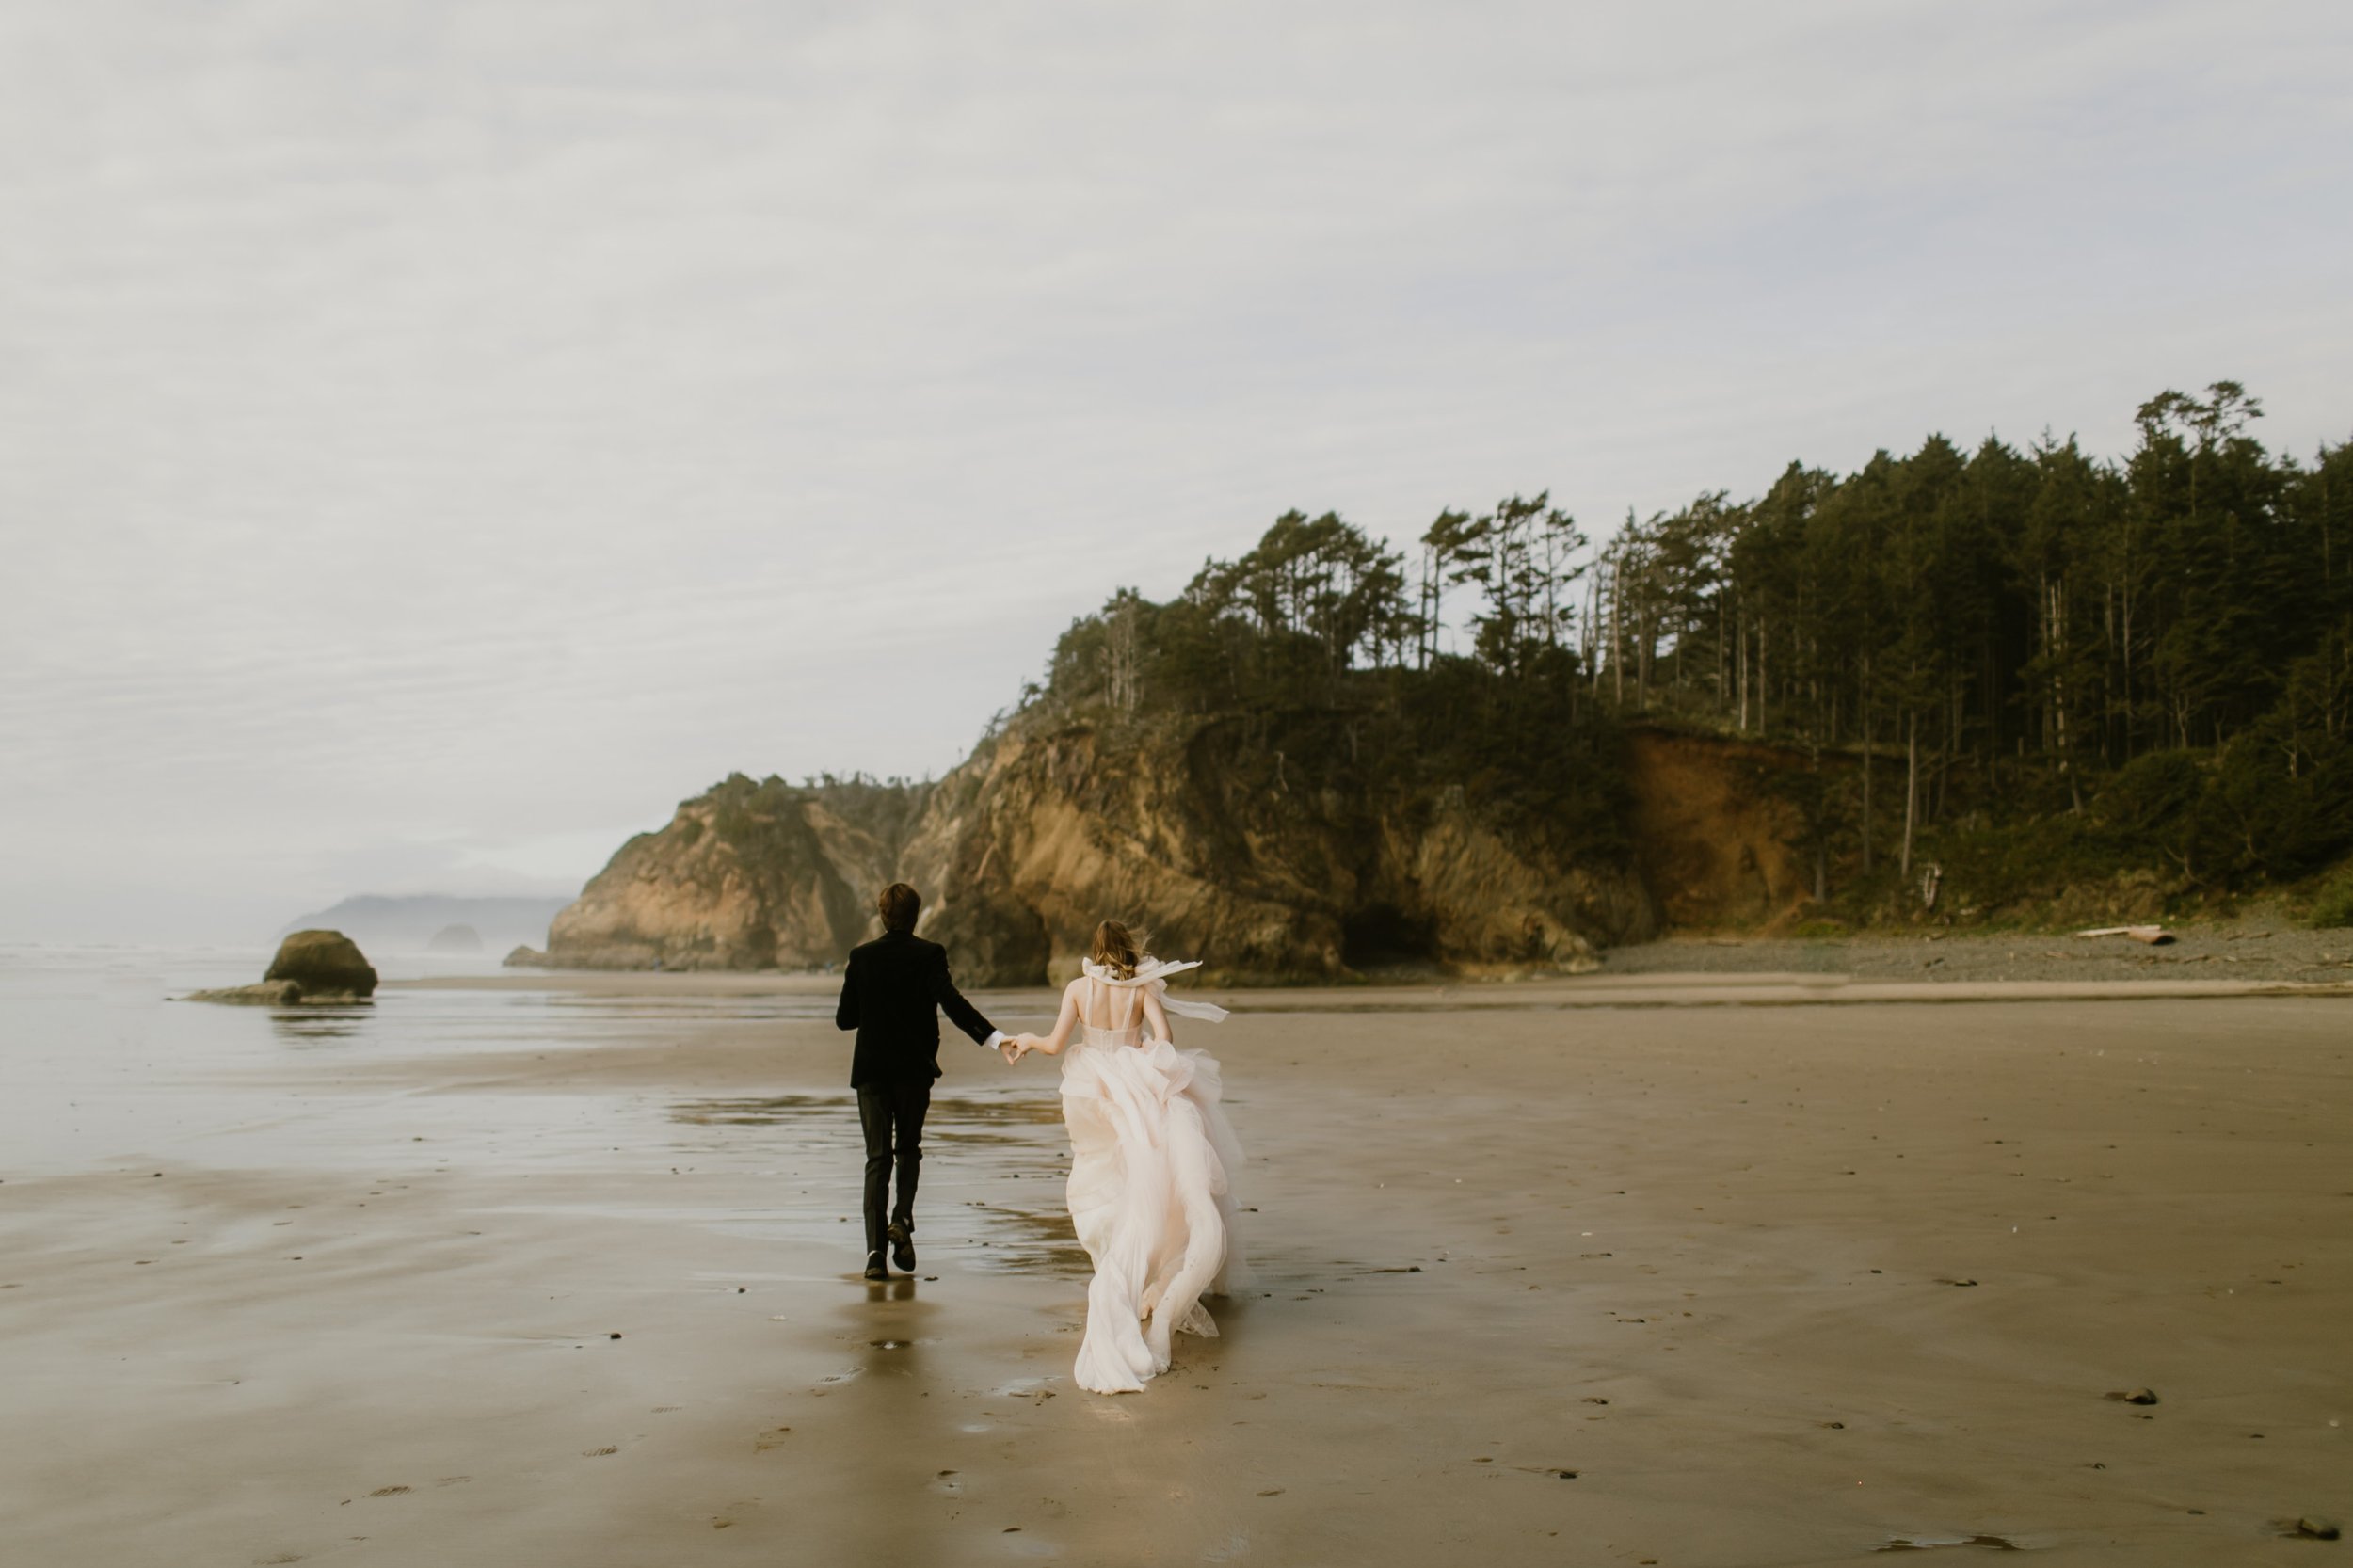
[1623,727,1819,930]
[534,715,1802,983]
[540,774,931,969]
[897,716,1657,984]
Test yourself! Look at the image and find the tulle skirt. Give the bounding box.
[1059,1038,1251,1394]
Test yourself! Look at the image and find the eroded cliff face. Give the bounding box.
[542,775,927,970]
[901,715,1657,984]
[538,722,1817,980]
[1622,727,1818,930]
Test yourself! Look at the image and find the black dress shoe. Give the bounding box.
[863,1251,889,1282]
[887,1222,916,1272]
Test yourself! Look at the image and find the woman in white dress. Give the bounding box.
[1005,920,1250,1394]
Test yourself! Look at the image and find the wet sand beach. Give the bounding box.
[1,968,2346,1566]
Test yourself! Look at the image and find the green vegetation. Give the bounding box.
[1033,505,1629,857]
[2310,871,2353,930]
[1030,384,2353,925]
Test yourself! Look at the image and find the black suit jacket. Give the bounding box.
[834,930,997,1087]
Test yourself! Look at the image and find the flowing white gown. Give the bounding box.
[1057,959,1251,1394]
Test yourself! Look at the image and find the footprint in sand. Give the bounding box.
[753,1428,792,1451]
[254,1556,302,1564]
[368,1485,410,1497]
[584,1446,618,1457]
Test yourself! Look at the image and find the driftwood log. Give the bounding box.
[2075,925,2174,945]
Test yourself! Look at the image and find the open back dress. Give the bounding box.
[1057,961,1251,1393]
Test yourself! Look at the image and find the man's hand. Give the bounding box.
[1000,1037,1025,1064]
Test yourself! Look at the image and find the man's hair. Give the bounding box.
[878,882,922,934]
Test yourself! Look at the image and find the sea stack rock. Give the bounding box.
[264,929,378,1000]
[425,922,483,953]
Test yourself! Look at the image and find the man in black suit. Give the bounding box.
[834,882,1010,1281]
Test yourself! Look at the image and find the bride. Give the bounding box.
[1003,920,1250,1394]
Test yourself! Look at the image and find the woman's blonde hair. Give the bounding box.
[1091,919,1144,980]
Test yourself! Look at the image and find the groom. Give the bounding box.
[833,882,1013,1282]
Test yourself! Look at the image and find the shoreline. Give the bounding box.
[385,969,2353,1010]
[404,920,2353,1000]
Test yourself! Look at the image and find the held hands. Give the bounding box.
[1000,1034,1033,1064]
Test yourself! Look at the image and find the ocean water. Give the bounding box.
[0,944,856,1183]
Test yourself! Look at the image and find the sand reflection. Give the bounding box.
[674,1092,1091,1276]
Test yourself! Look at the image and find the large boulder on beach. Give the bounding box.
[264,929,377,999]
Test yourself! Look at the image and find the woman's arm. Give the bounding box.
[1019,982,1082,1057]
[1142,985,1173,1046]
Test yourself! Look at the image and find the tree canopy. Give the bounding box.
[1029,385,2353,911]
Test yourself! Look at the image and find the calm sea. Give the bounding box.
[0,944,854,1183]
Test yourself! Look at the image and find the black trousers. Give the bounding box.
[856,1077,932,1256]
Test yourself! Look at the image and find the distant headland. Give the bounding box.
[282,894,571,957]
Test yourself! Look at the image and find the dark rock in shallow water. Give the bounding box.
[503,945,551,968]
[425,922,483,953]
[184,981,303,1006]
[264,930,377,999]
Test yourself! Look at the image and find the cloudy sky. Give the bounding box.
[3,1,2348,943]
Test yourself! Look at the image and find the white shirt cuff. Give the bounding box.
[984,1029,1008,1049]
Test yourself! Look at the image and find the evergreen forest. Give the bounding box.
[1028,384,2353,925]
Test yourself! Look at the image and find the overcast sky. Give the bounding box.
[3,1,2348,944]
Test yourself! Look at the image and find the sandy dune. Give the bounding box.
[1,978,2346,1565]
